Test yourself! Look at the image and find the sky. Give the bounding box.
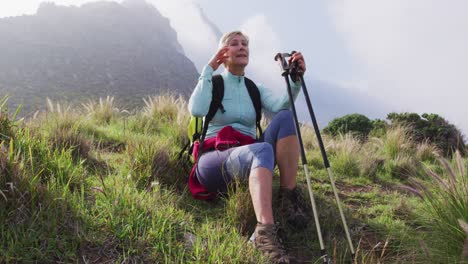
[1,0,467,136]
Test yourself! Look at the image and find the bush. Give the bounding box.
[324,113,373,139]
[387,112,465,156]
[369,119,388,137]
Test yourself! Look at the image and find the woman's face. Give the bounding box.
[225,34,249,68]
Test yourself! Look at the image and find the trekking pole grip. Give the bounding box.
[274,53,290,76]
[289,51,305,82]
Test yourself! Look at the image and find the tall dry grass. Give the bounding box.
[45,97,79,129]
[82,96,119,124]
[372,125,414,160]
[415,140,441,163]
[142,94,187,123]
[141,95,190,145]
[327,133,362,178]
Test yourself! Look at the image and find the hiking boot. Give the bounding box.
[277,187,308,228]
[250,223,294,264]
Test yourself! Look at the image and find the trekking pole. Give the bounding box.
[289,51,356,260]
[274,53,330,264]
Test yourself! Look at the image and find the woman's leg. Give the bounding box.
[277,135,299,189]
[197,143,276,224]
[262,110,307,227]
[249,167,274,224]
[261,110,299,190]
[224,142,276,224]
[197,139,292,260]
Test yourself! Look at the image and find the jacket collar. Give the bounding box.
[222,69,245,83]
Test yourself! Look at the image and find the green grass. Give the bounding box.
[0,95,466,263]
[409,151,468,263]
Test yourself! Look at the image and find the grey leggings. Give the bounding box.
[196,110,296,193]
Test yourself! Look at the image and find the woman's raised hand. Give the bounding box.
[288,51,306,73]
[208,46,230,71]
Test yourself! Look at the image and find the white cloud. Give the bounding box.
[240,14,285,93]
[149,1,286,89]
[152,5,286,91]
[330,0,468,135]
[0,1,42,17]
[0,1,121,17]
[148,0,218,71]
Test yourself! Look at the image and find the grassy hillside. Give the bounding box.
[1,95,467,263]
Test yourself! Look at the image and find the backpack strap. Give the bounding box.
[245,77,263,137]
[197,74,225,155]
[210,75,226,116]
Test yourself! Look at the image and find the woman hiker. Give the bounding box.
[188,30,308,263]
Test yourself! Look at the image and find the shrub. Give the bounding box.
[387,112,465,156]
[324,113,373,139]
[369,119,388,137]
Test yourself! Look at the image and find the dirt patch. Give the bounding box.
[335,183,374,195]
[94,141,125,153]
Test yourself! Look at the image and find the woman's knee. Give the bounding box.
[275,109,293,122]
[249,142,275,171]
[249,142,273,158]
[273,110,296,138]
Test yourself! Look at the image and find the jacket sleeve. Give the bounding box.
[188,65,214,117]
[258,80,302,113]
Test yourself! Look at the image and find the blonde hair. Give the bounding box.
[218,30,249,48]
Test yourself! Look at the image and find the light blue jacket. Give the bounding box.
[188,65,302,139]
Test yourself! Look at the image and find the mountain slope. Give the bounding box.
[0,0,198,114]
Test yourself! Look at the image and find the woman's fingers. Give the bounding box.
[289,52,306,73]
[218,46,229,58]
[216,54,229,65]
[209,46,230,70]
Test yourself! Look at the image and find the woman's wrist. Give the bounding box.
[208,62,217,71]
[201,64,215,78]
